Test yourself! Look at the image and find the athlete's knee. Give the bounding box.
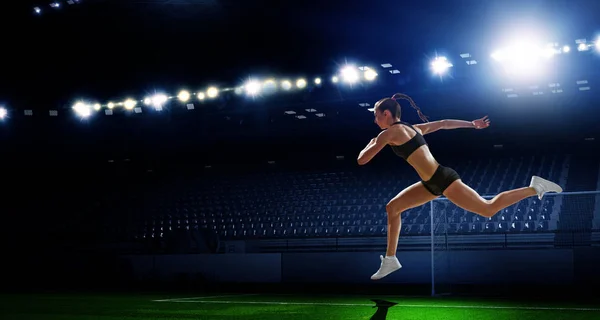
[385,202,403,217]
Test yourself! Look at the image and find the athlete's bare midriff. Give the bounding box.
[386,124,440,181]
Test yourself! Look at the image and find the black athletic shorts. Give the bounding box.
[421,165,460,196]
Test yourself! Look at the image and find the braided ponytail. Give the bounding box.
[391,93,429,123]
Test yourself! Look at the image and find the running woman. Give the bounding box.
[358,93,563,280]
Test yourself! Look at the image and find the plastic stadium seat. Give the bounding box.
[539,207,551,220]
[470,223,482,233]
[510,222,523,232]
[527,209,539,221]
[514,210,526,221]
[522,222,535,232]
[483,222,497,232]
[497,222,510,232]
[535,221,550,231]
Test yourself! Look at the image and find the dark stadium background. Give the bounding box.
[1,1,600,319]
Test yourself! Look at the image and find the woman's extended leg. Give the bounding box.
[385,181,439,255]
[371,181,439,280]
[442,176,562,218]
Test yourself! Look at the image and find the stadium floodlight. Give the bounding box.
[73,102,91,117]
[151,94,168,107]
[177,90,190,102]
[563,45,570,53]
[50,2,60,8]
[107,102,115,109]
[331,76,339,83]
[314,77,321,85]
[244,80,261,96]
[93,103,101,111]
[262,79,277,94]
[206,87,219,98]
[0,107,7,119]
[596,39,600,51]
[490,42,555,77]
[577,43,588,51]
[492,43,535,61]
[143,97,151,105]
[340,65,359,84]
[431,56,453,75]
[34,7,41,14]
[281,80,292,90]
[124,99,137,110]
[364,68,378,81]
[296,78,307,89]
[197,92,206,100]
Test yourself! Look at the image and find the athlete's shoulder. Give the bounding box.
[376,128,392,142]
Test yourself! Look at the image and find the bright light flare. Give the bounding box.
[281,80,292,90]
[124,99,137,110]
[491,42,553,61]
[73,102,91,117]
[431,56,453,74]
[177,90,190,102]
[296,78,307,88]
[490,42,558,77]
[244,80,261,96]
[340,66,359,83]
[151,94,168,107]
[0,107,7,119]
[206,87,219,98]
[262,79,277,94]
[364,68,378,81]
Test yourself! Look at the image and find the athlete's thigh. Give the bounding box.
[442,179,489,214]
[387,181,439,213]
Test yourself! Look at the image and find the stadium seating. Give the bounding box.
[123,153,574,245]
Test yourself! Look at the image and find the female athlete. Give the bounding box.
[357,93,563,280]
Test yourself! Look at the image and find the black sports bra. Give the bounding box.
[389,121,427,160]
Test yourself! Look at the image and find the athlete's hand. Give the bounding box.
[472,116,490,129]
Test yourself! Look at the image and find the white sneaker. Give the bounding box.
[370,255,402,280]
[530,176,563,200]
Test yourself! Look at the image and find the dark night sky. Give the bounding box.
[2,0,598,110]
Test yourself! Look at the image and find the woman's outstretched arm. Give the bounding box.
[415,116,490,134]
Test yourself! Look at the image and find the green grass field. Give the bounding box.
[2,292,599,320]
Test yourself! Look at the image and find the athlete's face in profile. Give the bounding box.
[374,109,388,129]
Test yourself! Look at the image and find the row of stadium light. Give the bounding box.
[33,0,81,15]
[1,36,599,121]
[69,38,599,118]
[68,65,383,118]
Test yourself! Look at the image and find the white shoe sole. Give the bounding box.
[370,256,402,280]
[371,265,401,280]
